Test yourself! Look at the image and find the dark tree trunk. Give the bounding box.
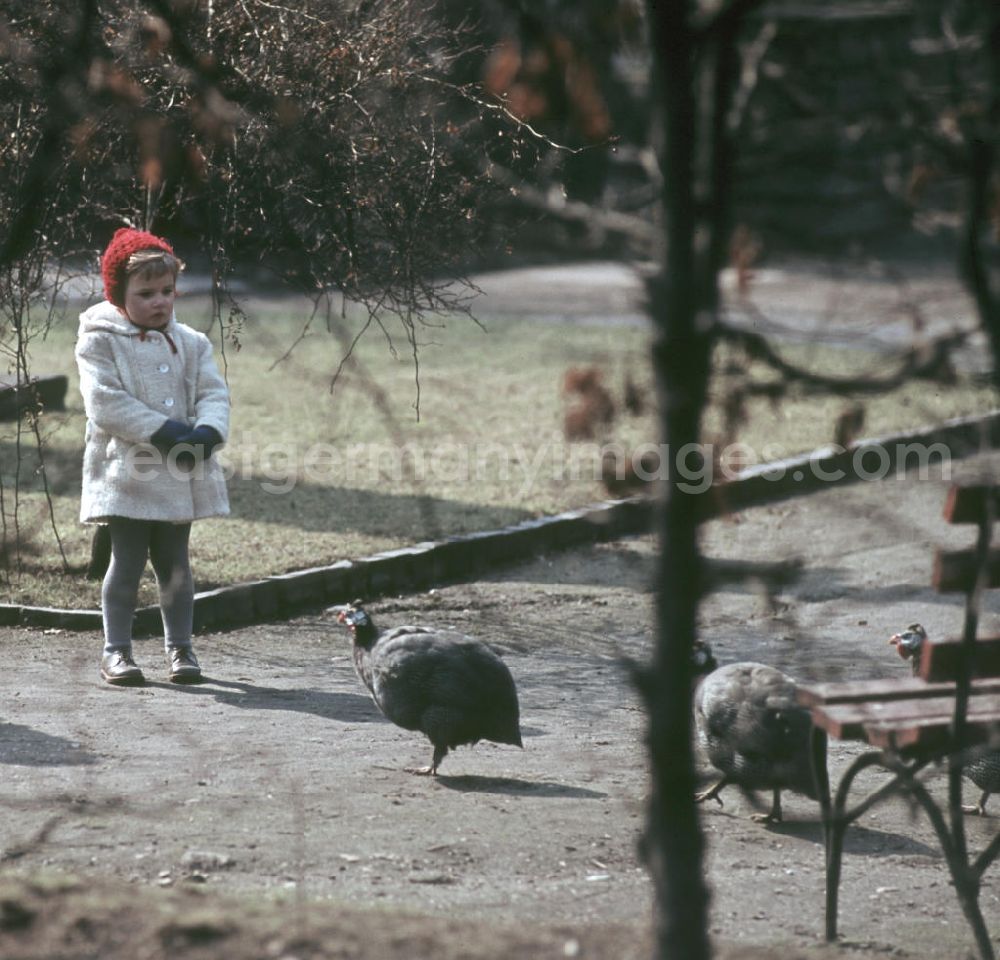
[640,3,764,958]
[641,2,713,958]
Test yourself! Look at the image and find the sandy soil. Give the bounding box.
[1,451,999,960]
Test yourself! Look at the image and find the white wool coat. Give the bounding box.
[75,301,231,524]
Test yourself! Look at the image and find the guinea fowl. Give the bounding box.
[889,623,1000,816]
[693,641,818,823]
[336,602,522,775]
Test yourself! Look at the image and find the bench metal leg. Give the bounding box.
[808,727,838,940]
[821,747,996,960]
[895,770,996,960]
[821,749,891,942]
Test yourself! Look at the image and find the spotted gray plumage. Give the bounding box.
[694,648,818,823]
[965,752,1000,815]
[336,603,522,775]
[889,623,999,816]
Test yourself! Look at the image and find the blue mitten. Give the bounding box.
[175,425,223,468]
[185,425,222,459]
[150,419,190,451]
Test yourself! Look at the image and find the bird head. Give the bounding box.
[335,601,377,646]
[691,640,718,678]
[889,623,927,675]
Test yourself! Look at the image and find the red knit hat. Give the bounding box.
[101,227,176,307]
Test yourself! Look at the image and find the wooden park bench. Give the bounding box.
[0,373,67,420]
[797,483,1000,960]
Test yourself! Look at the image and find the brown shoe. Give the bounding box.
[100,650,145,686]
[167,646,202,683]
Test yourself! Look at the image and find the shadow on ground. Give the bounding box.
[155,677,381,723]
[0,723,97,767]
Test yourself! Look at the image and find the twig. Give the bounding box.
[485,161,661,250]
[717,312,970,396]
[0,815,62,862]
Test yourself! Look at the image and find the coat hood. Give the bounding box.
[78,300,177,337]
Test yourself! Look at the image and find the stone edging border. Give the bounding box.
[4,408,999,634]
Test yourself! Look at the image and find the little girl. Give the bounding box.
[76,227,230,686]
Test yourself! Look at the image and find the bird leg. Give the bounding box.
[750,788,783,824]
[405,744,448,777]
[962,790,990,816]
[694,777,728,808]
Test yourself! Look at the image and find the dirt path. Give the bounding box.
[2,452,999,959]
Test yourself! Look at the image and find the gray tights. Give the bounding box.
[102,518,193,655]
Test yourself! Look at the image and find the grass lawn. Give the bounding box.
[1,285,996,609]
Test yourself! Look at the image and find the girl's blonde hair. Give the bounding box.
[124,249,184,284]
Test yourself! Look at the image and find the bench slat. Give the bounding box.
[932,547,1000,593]
[807,691,1000,741]
[918,635,1000,682]
[0,374,68,419]
[796,677,1000,709]
[943,484,1000,525]
[865,718,1000,752]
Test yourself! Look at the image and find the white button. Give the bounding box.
[164,398,174,407]
[158,364,169,373]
